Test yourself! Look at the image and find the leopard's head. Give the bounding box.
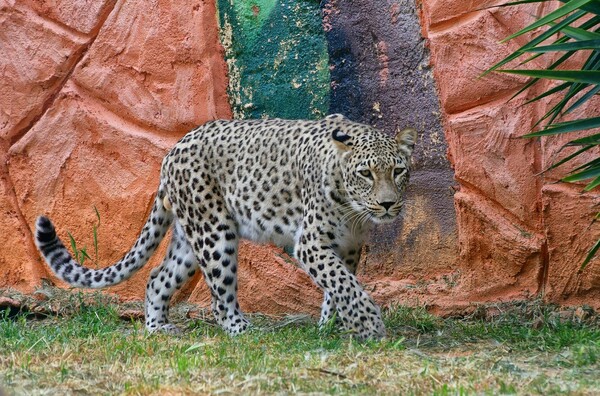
[330,117,417,224]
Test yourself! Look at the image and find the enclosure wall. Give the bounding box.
[1,0,598,312]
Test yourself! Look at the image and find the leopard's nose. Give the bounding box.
[380,201,394,211]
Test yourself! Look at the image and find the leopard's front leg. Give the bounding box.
[319,247,361,328]
[295,228,385,341]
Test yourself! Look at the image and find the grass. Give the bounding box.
[0,291,599,395]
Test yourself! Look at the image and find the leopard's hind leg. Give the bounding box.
[145,220,198,334]
[192,209,250,336]
[170,193,250,335]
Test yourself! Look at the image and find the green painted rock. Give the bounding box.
[217,0,330,120]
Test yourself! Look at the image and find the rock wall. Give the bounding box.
[214,0,459,310]
[217,0,330,120]
[419,0,600,308]
[1,0,598,313]
[1,0,233,299]
[321,0,459,308]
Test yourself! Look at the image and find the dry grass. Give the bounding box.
[1,289,599,395]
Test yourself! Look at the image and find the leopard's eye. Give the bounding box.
[393,168,406,178]
[358,169,373,179]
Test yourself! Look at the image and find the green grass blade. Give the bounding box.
[93,226,98,264]
[67,232,77,253]
[79,248,90,266]
[67,232,79,263]
[80,249,92,261]
[94,205,101,226]
[499,69,600,84]
[501,0,595,43]
[92,206,101,264]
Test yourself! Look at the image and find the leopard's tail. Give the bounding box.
[34,188,174,288]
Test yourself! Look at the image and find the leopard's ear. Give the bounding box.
[325,113,347,121]
[331,128,353,152]
[395,127,417,156]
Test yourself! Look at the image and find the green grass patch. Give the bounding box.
[0,293,599,395]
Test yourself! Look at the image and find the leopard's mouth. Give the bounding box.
[352,202,402,224]
[369,204,403,223]
[371,213,398,224]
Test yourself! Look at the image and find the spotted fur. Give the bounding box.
[35,114,417,340]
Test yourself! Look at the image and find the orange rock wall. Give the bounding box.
[419,0,600,308]
[0,0,323,315]
[2,0,599,314]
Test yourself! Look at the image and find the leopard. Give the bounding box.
[34,114,417,341]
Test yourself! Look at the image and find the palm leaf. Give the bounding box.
[515,14,600,68]
[523,82,569,105]
[564,85,600,115]
[525,39,600,52]
[525,117,600,137]
[502,0,595,42]
[536,82,590,128]
[580,237,600,272]
[562,164,600,182]
[560,24,600,41]
[498,69,600,84]
[516,51,577,102]
[532,52,600,126]
[544,145,594,172]
[483,10,586,77]
[490,0,600,270]
[564,156,600,174]
[584,175,600,191]
[560,0,600,15]
[567,127,600,144]
[483,0,548,8]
